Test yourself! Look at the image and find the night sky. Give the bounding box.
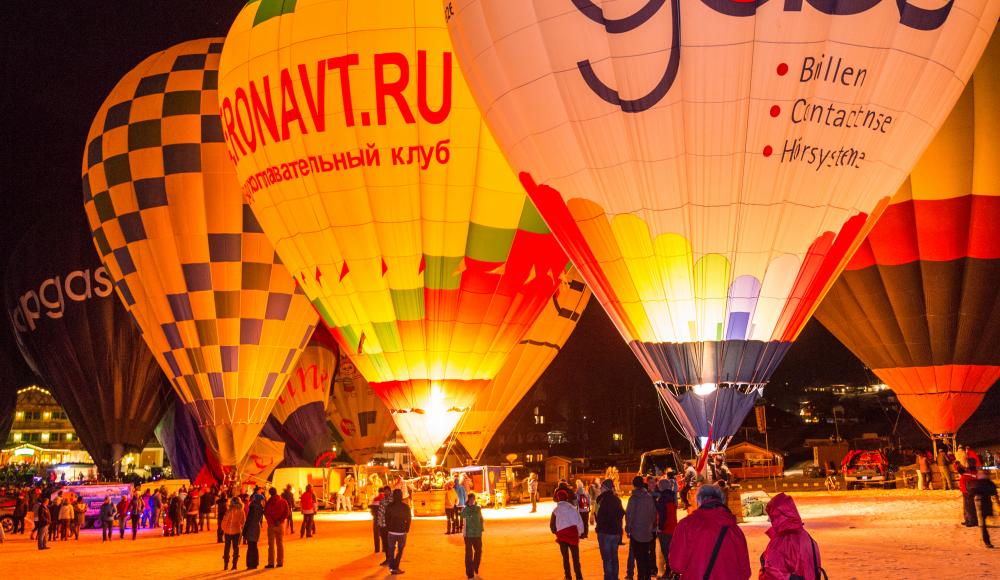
[3,3,996,451]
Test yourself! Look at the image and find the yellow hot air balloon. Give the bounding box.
[446,1,999,450]
[217,1,569,463]
[327,342,397,465]
[455,266,591,462]
[82,38,319,468]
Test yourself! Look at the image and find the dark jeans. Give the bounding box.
[387,532,407,571]
[300,513,315,537]
[131,516,140,540]
[559,541,583,580]
[37,524,48,549]
[200,511,211,531]
[286,511,294,533]
[579,511,589,538]
[598,533,621,580]
[224,533,240,564]
[372,519,381,551]
[119,517,127,538]
[963,492,978,525]
[13,516,25,534]
[102,520,114,541]
[380,527,390,555]
[630,537,653,580]
[246,540,260,568]
[448,507,461,532]
[657,533,672,576]
[464,537,483,577]
[976,498,993,546]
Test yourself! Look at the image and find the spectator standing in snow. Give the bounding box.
[99,495,116,542]
[369,486,385,551]
[654,478,678,578]
[527,472,539,513]
[916,451,933,490]
[72,497,86,540]
[970,471,997,548]
[200,485,216,532]
[959,464,979,527]
[759,493,826,579]
[936,448,954,490]
[669,484,751,580]
[221,497,246,570]
[462,493,485,579]
[281,485,296,533]
[300,484,317,538]
[551,488,585,580]
[955,445,968,469]
[243,494,265,569]
[216,490,228,543]
[385,489,412,575]
[575,480,592,540]
[128,491,144,540]
[444,480,459,534]
[681,461,697,509]
[58,497,73,540]
[378,486,394,566]
[36,497,51,550]
[116,494,129,539]
[264,486,291,568]
[595,478,625,580]
[625,476,657,580]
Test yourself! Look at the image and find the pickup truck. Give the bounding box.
[841,449,895,489]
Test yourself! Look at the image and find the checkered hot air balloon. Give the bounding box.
[217,2,569,464]
[82,38,319,468]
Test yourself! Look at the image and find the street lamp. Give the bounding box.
[832,405,845,441]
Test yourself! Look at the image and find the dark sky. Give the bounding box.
[3,3,994,446]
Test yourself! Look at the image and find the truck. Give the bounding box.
[842,449,895,489]
[638,448,683,477]
[51,483,134,528]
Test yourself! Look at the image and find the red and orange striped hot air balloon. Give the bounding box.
[816,35,1000,437]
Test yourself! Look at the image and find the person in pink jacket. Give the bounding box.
[668,485,750,579]
[759,493,826,580]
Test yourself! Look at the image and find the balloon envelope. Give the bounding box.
[816,35,1000,435]
[6,211,171,477]
[455,266,591,461]
[446,0,998,449]
[81,38,319,467]
[269,338,335,465]
[327,341,396,465]
[240,420,287,485]
[155,396,223,485]
[218,2,568,463]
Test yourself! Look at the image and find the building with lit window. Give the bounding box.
[1,385,89,466]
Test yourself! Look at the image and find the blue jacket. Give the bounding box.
[455,483,467,507]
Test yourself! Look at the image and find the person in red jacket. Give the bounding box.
[299,485,317,539]
[654,478,678,578]
[668,485,750,580]
[758,493,825,580]
[263,487,291,568]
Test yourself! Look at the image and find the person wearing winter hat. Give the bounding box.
[595,478,625,580]
[551,489,585,580]
[625,476,657,580]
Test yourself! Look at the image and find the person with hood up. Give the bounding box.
[594,478,625,580]
[550,488,585,580]
[654,478,678,578]
[462,493,485,579]
[758,493,825,579]
[385,489,412,575]
[264,486,291,568]
[669,484,750,580]
[625,476,657,580]
[221,497,247,570]
[970,470,997,548]
[243,493,265,569]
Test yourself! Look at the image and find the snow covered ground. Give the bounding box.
[1,489,996,579]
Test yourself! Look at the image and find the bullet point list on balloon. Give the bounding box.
[763,145,773,157]
[777,63,789,76]
[770,105,781,117]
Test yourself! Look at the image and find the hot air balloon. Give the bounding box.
[454,266,591,462]
[81,38,319,468]
[240,421,287,486]
[446,1,999,451]
[155,395,223,485]
[217,2,569,464]
[327,344,396,465]
[5,211,171,478]
[268,329,336,465]
[815,35,1000,441]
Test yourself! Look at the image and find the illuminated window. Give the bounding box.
[41,433,50,442]
[612,433,623,441]
[12,432,21,442]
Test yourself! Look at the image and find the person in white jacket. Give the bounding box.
[550,489,585,580]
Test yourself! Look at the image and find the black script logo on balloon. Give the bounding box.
[10,267,115,333]
[573,0,954,113]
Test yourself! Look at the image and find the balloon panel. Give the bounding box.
[269,342,335,464]
[446,0,999,389]
[241,420,286,485]
[6,211,171,476]
[81,38,319,466]
[456,266,591,461]
[657,384,760,450]
[328,349,396,464]
[155,398,223,485]
[816,36,1000,434]
[217,2,569,463]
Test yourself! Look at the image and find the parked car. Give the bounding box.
[842,449,895,489]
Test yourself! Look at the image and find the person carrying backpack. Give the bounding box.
[759,493,826,579]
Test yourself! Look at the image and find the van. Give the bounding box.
[52,483,133,528]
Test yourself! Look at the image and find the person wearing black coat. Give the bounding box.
[13,494,28,534]
[243,495,265,569]
[385,489,412,574]
[595,480,626,580]
[216,491,228,544]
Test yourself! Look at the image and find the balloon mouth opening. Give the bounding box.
[692,382,718,396]
[391,407,469,415]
